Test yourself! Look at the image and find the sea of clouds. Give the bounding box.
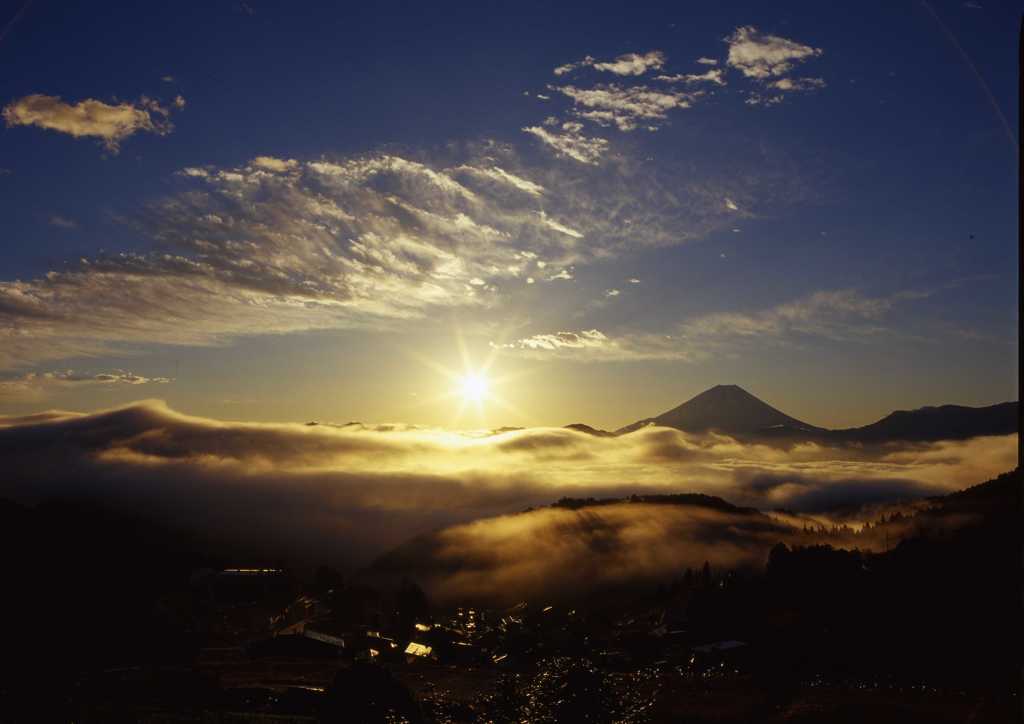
[0,401,1012,585]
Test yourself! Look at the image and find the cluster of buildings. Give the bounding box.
[174,566,751,674]
[72,565,753,719]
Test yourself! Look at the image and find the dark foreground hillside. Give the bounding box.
[0,470,1019,722]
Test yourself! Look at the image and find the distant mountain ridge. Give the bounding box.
[829,402,1019,442]
[615,384,1018,443]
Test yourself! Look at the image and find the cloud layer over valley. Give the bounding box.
[0,401,1012,576]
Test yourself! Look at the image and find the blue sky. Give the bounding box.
[0,0,1018,429]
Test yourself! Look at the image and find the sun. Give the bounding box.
[458,373,489,403]
[404,329,529,426]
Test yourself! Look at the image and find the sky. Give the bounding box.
[0,0,1018,431]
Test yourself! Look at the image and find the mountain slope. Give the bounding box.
[616,384,823,436]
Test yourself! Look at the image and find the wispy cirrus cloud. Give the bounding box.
[0,152,556,367]
[655,68,727,86]
[1,140,773,368]
[538,211,583,238]
[522,121,609,163]
[497,289,926,362]
[497,329,610,352]
[496,328,686,361]
[2,93,185,152]
[0,369,171,401]
[1,37,825,373]
[769,76,827,92]
[672,289,905,346]
[746,77,827,106]
[454,165,546,196]
[48,214,78,230]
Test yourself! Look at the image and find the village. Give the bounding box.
[72,563,761,721]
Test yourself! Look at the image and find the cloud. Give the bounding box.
[769,77,827,92]
[0,129,814,368]
[0,369,171,401]
[554,84,700,131]
[454,165,546,196]
[499,328,688,361]
[522,122,609,163]
[0,401,1011,583]
[249,155,299,173]
[720,27,826,107]
[592,50,666,76]
[724,26,823,80]
[656,68,727,86]
[538,211,583,238]
[2,94,183,152]
[496,329,609,352]
[538,28,825,148]
[48,215,78,230]
[554,50,665,77]
[497,289,921,362]
[681,289,895,341]
[0,149,620,368]
[553,56,595,76]
[744,93,782,107]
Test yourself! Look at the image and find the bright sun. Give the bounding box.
[458,373,489,403]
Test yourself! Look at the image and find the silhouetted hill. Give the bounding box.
[2,467,1018,718]
[564,422,615,437]
[616,385,1018,443]
[362,491,798,605]
[931,465,1021,509]
[756,468,1021,697]
[829,401,1019,442]
[364,465,1021,610]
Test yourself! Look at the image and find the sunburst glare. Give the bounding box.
[458,373,489,403]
